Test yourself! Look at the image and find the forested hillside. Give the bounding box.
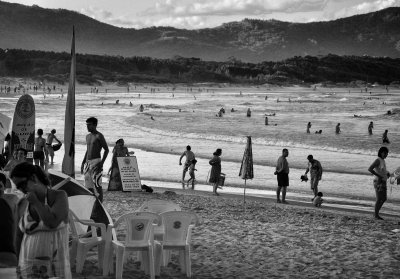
[0,49,399,86]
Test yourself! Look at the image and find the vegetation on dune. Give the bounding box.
[0,48,400,86]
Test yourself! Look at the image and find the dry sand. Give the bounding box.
[73,189,400,279]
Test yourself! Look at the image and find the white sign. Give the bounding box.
[117,156,141,191]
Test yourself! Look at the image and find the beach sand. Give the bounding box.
[72,189,400,279]
[2,81,400,278]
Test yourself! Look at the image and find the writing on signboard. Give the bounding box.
[117,156,141,191]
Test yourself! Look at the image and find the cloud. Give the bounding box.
[328,0,400,19]
[150,16,208,29]
[143,0,327,17]
[80,6,142,28]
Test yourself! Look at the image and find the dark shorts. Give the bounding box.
[277,172,289,187]
[33,151,45,160]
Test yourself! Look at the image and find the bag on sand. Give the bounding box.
[52,143,62,152]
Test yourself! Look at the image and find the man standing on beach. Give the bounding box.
[304,155,323,200]
[45,129,61,165]
[179,145,195,188]
[81,117,109,202]
[33,129,46,168]
[274,148,289,204]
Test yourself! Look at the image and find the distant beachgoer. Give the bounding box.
[10,162,71,278]
[335,123,341,134]
[313,192,324,207]
[45,129,61,165]
[265,95,268,100]
[304,155,323,200]
[115,100,119,105]
[306,122,311,133]
[108,138,131,191]
[179,145,195,188]
[368,122,374,135]
[368,146,390,220]
[81,117,109,202]
[187,159,197,190]
[33,129,46,168]
[231,108,235,112]
[246,108,251,117]
[209,148,222,195]
[315,130,322,134]
[274,148,289,204]
[129,101,133,107]
[139,104,144,112]
[382,130,390,144]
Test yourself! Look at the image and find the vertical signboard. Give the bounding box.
[117,156,142,191]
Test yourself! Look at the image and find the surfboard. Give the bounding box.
[10,94,35,162]
[0,112,11,152]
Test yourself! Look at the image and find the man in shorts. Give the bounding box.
[81,117,109,202]
[45,129,61,165]
[179,145,195,188]
[304,155,323,200]
[33,129,46,168]
[274,148,289,204]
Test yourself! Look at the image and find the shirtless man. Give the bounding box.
[179,145,195,188]
[33,129,46,168]
[81,117,109,202]
[45,129,61,165]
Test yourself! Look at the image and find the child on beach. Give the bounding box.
[313,192,324,207]
[186,159,197,189]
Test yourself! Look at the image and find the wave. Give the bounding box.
[130,124,399,158]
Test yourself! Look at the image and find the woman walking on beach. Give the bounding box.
[10,162,71,278]
[368,146,390,220]
[209,148,222,195]
[108,138,131,191]
[306,122,311,133]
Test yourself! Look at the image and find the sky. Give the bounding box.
[5,0,400,29]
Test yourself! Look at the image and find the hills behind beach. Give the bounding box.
[0,1,400,62]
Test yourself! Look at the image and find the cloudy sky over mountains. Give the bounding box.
[6,0,400,29]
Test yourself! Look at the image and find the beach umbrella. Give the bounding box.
[48,169,112,234]
[239,136,254,207]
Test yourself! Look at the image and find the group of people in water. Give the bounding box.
[306,121,391,143]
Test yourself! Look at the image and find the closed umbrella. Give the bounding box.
[239,136,254,207]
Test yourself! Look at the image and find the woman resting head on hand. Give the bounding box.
[10,162,71,279]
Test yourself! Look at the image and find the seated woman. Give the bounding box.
[10,162,71,279]
[108,138,132,191]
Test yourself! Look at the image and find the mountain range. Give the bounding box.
[0,1,399,63]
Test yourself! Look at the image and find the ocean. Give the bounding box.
[1,84,400,205]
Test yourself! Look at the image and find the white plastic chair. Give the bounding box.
[68,210,107,274]
[104,212,161,279]
[159,211,199,278]
[138,199,181,240]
